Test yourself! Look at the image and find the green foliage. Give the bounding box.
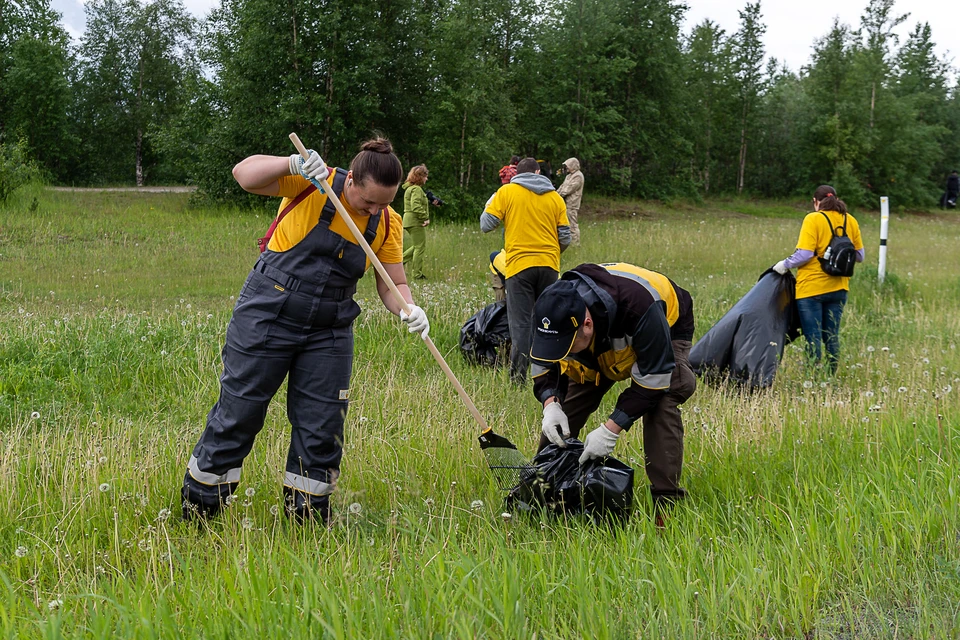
[0,137,41,203]
[4,0,960,208]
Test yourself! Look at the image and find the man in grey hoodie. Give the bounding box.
[557,157,584,246]
[481,157,571,383]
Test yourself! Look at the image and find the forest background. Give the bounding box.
[2,0,959,213]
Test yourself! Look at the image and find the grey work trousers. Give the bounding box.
[182,269,358,520]
[505,266,559,383]
[537,340,696,506]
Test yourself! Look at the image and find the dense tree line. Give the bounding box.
[1,0,958,210]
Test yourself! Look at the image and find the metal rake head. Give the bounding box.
[478,429,538,490]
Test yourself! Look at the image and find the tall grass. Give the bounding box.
[1,186,958,637]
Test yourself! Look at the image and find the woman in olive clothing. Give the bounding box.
[773,184,864,373]
[402,165,430,280]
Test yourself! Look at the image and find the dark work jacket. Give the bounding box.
[532,263,694,429]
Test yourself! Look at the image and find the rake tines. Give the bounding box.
[478,429,537,489]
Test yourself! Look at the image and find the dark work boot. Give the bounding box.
[181,483,232,523]
[284,487,332,525]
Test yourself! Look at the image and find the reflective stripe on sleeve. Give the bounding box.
[284,471,337,497]
[604,268,661,301]
[187,455,241,486]
[631,365,672,390]
[531,362,551,378]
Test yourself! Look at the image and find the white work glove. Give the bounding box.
[772,260,789,275]
[541,401,570,448]
[289,149,330,182]
[400,305,430,340]
[578,424,620,464]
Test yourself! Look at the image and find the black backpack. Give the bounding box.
[818,212,857,277]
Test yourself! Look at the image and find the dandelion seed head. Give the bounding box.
[242,517,254,531]
[98,456,107,464]
[14,546,27,558]
[99,483,110,493]
[244,487,255,497]
[866,346,875,352]
[270,505,279,516]
[31,411,40,420]
[898,387,908,393]
[501,512,512,521]
[224,494,235,506]
[157,508,171,521]
[48,599,63,611]
[470,500,484,510]
[423,498,435,508]
[349,502,362,514]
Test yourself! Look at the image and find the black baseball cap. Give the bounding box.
[530,280,586,362]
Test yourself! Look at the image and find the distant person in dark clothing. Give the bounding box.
[499,156,520,185]
[945,170,959,208]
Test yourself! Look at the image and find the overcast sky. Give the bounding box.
[50,0,958,76]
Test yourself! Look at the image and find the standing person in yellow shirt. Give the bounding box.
[181,138,430,524]
[402,164,430,280]
[481,157,570,383]
[773,185,864,374]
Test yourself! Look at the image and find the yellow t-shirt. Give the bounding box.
[485,184,569,278]
[795,210,863,299]
[269,172,403,268]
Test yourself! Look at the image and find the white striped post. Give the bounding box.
[878,196,889,283]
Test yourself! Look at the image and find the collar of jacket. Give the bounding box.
[562,269,617,351]
[509,172,556,194]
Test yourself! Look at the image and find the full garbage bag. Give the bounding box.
[690,269,801,389]
[460,301,511,367]
[505,439,634,522]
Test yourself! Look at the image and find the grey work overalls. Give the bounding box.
[182,168,384,521]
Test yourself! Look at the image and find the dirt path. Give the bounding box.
[48,186,196,193]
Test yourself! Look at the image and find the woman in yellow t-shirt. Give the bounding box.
[773,185,864,373]
[181,138,430,525]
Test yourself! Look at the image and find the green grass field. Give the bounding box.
[1,184,959,638]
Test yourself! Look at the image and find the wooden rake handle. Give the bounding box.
[289,133,491,433]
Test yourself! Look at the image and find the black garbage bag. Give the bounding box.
[505,439,634,522]
[460,301,511,367]
[690,269,801,389]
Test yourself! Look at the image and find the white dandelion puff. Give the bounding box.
[31,411,40,420]
[898,387,907,393]
[501,512,512,521]
[99,483,110,493]
[48,599,63,612]
[423,498,435,508]
[241,517,254,531]
[270,505,279,516]
[14,546,27,558]
[348,502,362,514]
[881,346,890,352]
[470,500,484,510]
[157,508,171,521]
[244,487,255,498]
[866,346,875,352]
[802,381,813,389]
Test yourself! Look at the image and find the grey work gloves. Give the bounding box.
[290,149,330,182]
[579,423,620,464]
[400,305,430,339]
[541,401,570,448]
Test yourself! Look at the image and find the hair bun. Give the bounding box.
[360,138,393,154]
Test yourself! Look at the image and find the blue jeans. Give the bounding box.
[796,290,848,373]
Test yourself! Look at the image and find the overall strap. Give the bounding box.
[319,168,350,224]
